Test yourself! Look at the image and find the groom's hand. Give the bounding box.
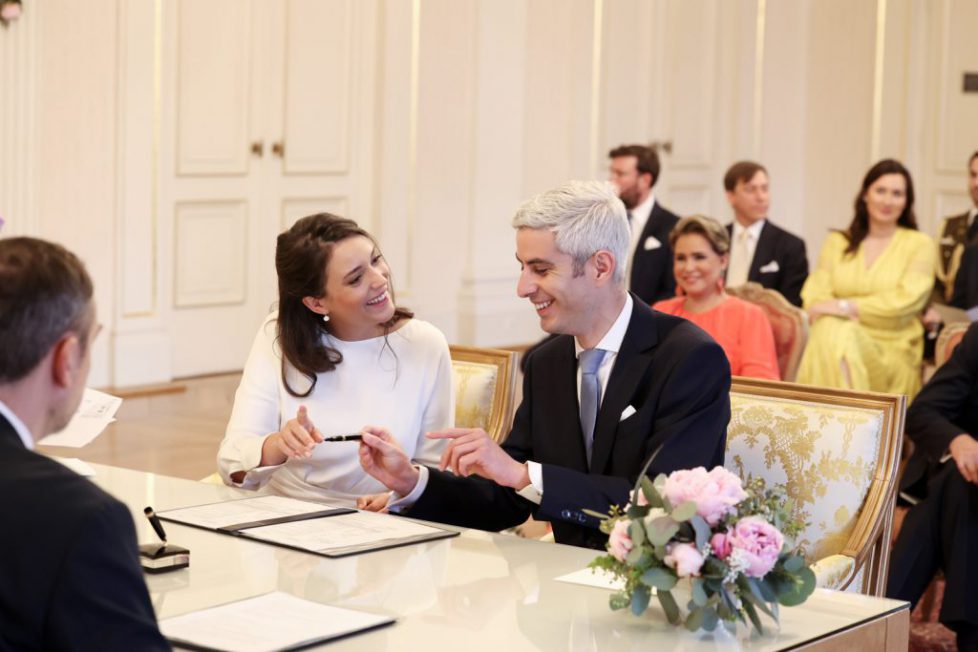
[358,426,420,496]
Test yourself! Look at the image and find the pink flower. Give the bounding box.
[710,532,732,560]
[727,516,784,578]
[608,519,634,562]
[0,2,21,22]
[661,466,748,526]
[664,542,705,577]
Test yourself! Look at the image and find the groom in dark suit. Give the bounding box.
[0,238,168,650]
[358,180,731,549]
[723,161,809,307]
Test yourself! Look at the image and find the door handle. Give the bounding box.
[272,141,285,158]
[250,141,264,156]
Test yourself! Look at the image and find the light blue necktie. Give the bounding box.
[579,348,607,466]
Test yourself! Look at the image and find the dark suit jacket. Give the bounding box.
[950,243,978,310]
[725,220,809,307]
[407,297,731,549]
[0,415,169,651]
[900,322,978,501]
[630,202,680,304]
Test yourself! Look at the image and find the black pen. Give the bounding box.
[144,506,168,544]
[321,434,363,442]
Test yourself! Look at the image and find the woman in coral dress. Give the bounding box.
[654,215,780,380]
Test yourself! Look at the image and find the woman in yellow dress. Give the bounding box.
[796,159,935,398]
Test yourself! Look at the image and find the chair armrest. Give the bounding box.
[810,554,856,590]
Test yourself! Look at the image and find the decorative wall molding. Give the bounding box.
[0,1,37,236]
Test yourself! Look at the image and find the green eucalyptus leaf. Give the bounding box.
[583,508,611,521]
[625,504,648,520]
[702,606,719,631]
[609,592,629,610]
[657,589,681,625]
[630,585,651,616]
[641,567,678,591]
[626,544,644,566]
[684,606,705,632]
[671,500,697,522]
[640,475,663,508]
[778,567,816,606]
[629,519,646,546]
[756,577,777,603]
[689,514,711,550]
[743,600,765,635]
[783,555,805,573]
[647,516,680,546]
[691,578,708,607]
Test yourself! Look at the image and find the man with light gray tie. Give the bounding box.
[358,180,731,550]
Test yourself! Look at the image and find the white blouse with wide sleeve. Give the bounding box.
[217,314,454,506]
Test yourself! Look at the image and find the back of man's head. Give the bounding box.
[512,180,630,284]
[608,144,661,186]
[0,237,93,383]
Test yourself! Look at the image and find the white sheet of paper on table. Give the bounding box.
[40,388,122,447]
[553,567,626,591]
[159,591,392,652]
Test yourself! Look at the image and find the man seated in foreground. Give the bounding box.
[0,237,169,650]
[888,321,978,652]
[358,180,731,549]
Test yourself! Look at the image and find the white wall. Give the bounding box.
[1,0,976,387]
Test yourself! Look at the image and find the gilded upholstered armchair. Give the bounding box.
[726,282,809,382]
[726,377,906,596]
[449,345,518,443]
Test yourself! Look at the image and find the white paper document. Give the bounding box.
[554,567,625,591]
[159,496,457,556]
[159,495,343,530]
[40,388,122,447]
[159,591,393,652]
[245,510,447,553]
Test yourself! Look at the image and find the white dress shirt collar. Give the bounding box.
[575,293,633,358]
[731,218,766,242]
[0,399,34,450]
[630,193,656,226]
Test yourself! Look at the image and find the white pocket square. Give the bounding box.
[759,260,780,274]
[644,236,662,251]
[619,405,637,421]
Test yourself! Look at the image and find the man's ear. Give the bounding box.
[50,334,80,389]
[591,250,617,285]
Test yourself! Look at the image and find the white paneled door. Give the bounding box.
[161,0,376,377]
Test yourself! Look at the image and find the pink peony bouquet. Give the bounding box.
[589,465,815,634]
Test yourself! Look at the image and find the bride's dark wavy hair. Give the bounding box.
[275,213,412,397]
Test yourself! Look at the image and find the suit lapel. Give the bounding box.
[749,221,775,279]
[589,298,658,473]
[0,412,25,449]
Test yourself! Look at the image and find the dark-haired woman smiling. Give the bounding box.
[796,159,935,397]
[217,213,453,506]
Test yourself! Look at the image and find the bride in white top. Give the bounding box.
[218,213,454,507]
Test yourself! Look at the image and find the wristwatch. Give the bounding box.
[837,299,851,315]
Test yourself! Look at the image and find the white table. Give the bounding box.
[88,463,909,651]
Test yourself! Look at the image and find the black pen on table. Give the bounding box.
[144,506,168,544]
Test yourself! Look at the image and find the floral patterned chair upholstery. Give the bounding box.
[726,282,809,382]
[935,321,969,368]
[449,345,518,443]
[726,377,906,596]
